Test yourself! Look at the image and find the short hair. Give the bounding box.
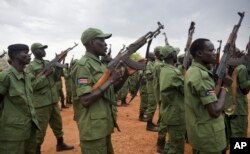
[190,38,210,58]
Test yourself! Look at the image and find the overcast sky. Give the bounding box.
[0,0,249,63]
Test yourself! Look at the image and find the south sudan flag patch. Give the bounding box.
[77,77,88,85]
[205,90,215,96]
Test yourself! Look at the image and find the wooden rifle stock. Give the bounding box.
[92,22,164,90]
[215,12,244,81]
[182,21,195,76]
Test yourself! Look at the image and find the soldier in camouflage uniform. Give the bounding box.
[224,47,250,148]
[71,27,133,153]
[145,52,158,132]
[63,63,73,105]
[26,43,74,153]
[160,45,185,154]
[138,70,148,122]
[185,38,232,154]
[0,44,40,154]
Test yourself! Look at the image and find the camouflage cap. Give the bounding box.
[160,45,175,59]
[81,27,112,45]
[177,53,185,59]
[173,47,180,55]
[154,46,162,53]
[31,43,48,52]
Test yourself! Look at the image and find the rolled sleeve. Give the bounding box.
[76,86,92,97]
[200,95,217,105]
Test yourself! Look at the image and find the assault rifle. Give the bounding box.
[162,32,169,45]
[101,44,113,64]
[36,43,78,78]
[92,22,164,90]
[227,36,250,74]
[0,50,7,58]
[215,12,245,84]
[212,40,222,74]
[182,21,195,76]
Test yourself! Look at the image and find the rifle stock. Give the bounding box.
[92,22,164,90]
[36,43,78,78]
[182,21,195,76]
[215,12,244,82]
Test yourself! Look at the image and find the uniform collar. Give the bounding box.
[34,58,44,64]
[192,61,212,74]
[85,52,102,64]
[9,65,25,80]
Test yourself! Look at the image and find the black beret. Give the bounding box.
[8,44,29,53]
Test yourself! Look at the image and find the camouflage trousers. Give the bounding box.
[80,135,114,154]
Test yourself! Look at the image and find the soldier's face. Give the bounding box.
[201,41,216,64]
[92,38,107,56]
[17,50,31,65]
[36,48,46,58]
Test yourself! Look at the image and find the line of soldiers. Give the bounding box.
[0,44,74,154]
[131,38,250,154]
[0,27,249,154]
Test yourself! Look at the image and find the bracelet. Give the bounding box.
[221,86,228,92]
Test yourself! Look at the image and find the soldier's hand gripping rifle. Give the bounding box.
[227,35,250,76]
[215,12,244,90]
[182,21,195,76]
[162,32,169,45]
[36,42,78,78]
[92,22,164,90]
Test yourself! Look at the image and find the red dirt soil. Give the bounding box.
[41,93,250,154]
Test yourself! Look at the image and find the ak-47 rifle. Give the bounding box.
[162,32,169,45]
[128,37,152,103]
[182,21,195,76]
[36,42,78,78]
[101,44,113,64]
[0,50,7,58]
[92,22,164,90]
[227,35,250,76]
[215,11,245,86]
[212,40,222,74]
[216,40,222,64]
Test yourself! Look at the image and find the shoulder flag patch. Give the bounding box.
[77,77,88,85]
[205,90,215,96]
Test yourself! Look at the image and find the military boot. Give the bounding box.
[139,112,148,122]
[121,98,127,107]
[56,137,74,152]
[146,120,158,132]
[156,137,165,153]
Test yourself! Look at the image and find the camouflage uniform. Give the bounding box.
[185,61,226,153]
[224,65,250,145]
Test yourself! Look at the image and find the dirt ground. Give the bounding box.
[41,92,250,154]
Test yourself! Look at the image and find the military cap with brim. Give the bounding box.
[8,44,29,55]
[31,43,48,52]
[154,46,163,53]
[81,27,112,45]
[161,45,175,59]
